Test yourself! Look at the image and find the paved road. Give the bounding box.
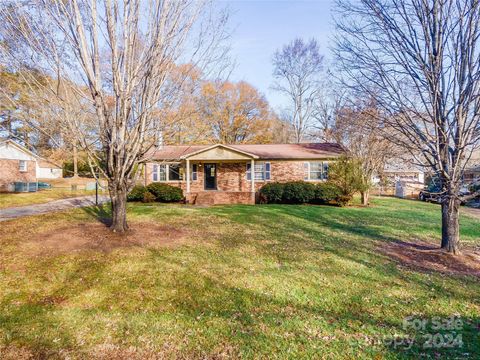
[0,195,110,222]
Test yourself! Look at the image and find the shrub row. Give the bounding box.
[127,183,183,203]
[259,181,351,206]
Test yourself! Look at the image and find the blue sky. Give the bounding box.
[222,0,335,109]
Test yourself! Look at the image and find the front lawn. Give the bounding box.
[0,197,479,359]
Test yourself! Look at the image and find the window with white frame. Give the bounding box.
[246,161,270,181]
[191,164,198,181]
[19,160,27,172]
[152,164,167,182]
[152,163,185,182]
[304,161,328,180]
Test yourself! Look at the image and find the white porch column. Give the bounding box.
[250,159,255,202]
[186,159,191,194]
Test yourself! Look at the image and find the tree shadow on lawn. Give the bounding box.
[147,250,480,358]
[205,204,480,281]
[82,204,112,226]
[0,255,111,358]
[119,251,480,358]
[1,237,479,358]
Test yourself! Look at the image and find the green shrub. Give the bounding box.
[259,181,350,206]
[314,182,343,205]
[127,185,147,202]
[282,181,316,204]
[146,183,183,202]
[142,191,156,203]
[259,182,284,203]
[328,156,366,197]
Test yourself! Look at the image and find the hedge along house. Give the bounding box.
[143,143,345,205]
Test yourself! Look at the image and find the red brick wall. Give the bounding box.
[0,159,37,192]
[217,162,249,191]
[144,160,324,194]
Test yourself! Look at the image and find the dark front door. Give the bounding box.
[204,163,217,190]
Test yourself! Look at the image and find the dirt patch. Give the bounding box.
[0,344,239,360]
[379,239,480,278]
[20,222,189,257]
[463,206,480,220]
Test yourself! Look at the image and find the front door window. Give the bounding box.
[204,163,217,190]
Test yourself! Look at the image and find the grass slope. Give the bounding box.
[0,197,479,359]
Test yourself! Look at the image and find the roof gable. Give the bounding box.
[0,140,38,161]
[183,144,258,160]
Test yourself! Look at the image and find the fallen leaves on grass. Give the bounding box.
[379,239,480,278]
[19,222,189,257]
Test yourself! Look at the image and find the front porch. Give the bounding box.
[182,145,261,205]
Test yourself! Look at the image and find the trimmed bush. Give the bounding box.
[259,182,284,203]
[127,185,148,202]
[314,182,343,205]
[142,191,156,203]
[146,183,183,202]
[282,181,316,204]
[259,181,351,206]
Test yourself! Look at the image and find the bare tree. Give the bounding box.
[272,38,324,143]
[333,101,398,205]
[0,0,229,232]
[334,0,480,253]
[312,83,346,142]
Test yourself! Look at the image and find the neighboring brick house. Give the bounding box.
[0,139,38,192]
[143,143,345,205]
[0,139,63,192]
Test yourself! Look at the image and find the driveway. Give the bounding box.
[0,195,110,222]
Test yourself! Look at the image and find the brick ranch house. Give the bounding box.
[142,143,345,205]
[0,139,62,192]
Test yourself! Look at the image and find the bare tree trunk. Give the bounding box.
[441,196,460,254]
[109,184,128,232]
[361,190,369,206]
[72,144,78,178]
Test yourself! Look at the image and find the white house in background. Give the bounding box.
[372,158,425,199]
[464,148,480,184]
[0,139,63,192]
[373,159,425,186]
[381,163,425,185]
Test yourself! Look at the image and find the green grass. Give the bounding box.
[0,197,479,359]
[0,188,98,209]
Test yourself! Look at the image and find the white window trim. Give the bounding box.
[19,160,27,172]
[152,162,192,183]
[304,161,328,181]
[246,161,271,182]
[191,163,198,181]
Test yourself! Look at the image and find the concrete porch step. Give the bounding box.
[194,192,216,205]
[187,191,255,205]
